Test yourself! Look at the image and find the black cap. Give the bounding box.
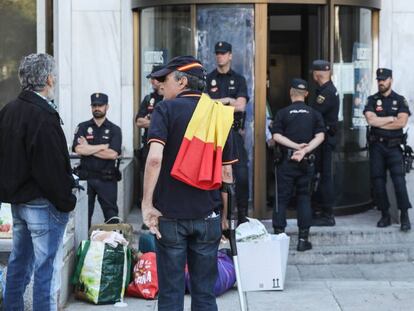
[376,68,392,80]
[150,56,206,80]
[90,92,108,105]
[312,60,331,71]
[291,78,308,91]
[215,41,232,53]
[146,65,164,79]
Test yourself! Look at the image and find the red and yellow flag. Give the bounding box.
[171,93,234,190]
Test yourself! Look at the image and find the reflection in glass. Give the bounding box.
[333,6,373,209]
[196,4,254,202]
[0,0,37,109]
[140,6,192,100]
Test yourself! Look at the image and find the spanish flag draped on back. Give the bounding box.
[171,93,234,190]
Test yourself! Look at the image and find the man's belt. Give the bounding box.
[368,134,403,146]
[282,148,315,163]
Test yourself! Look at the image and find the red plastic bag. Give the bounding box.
[127,252,158,299]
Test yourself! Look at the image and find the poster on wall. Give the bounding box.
[352,43,372,128]
[142,49,167,98]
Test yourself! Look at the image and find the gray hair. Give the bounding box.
[18,53,56,91]
[173,71,206,92]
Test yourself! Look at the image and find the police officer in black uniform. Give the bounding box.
[364,68,412,231]
[135,66,164,215]
[73,93,122,227]
[310,60,340,226]
[271,79,325,251]
[206,41,249,224]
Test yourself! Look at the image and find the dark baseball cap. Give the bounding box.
[376,68,392,80]
[150,56,206,80]
[312,60,331,71]
[146,65,164,79]
[291,78,308,91]
[215,41,232,53]
[90,92,108,105]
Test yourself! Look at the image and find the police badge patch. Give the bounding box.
[316,95,325,104]
[404,98,409,107]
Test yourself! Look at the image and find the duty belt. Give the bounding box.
[283,148,315,163]
[368,134,403,147]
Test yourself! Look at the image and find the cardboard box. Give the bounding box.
[237,234,290,291]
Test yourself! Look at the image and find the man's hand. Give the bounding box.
[78,136,88,145]
[291,148,307,162]
[142,202,163,239]
[221,217,229,231]
[297,143,308,150]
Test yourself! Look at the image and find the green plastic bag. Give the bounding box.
[72,240,131,304]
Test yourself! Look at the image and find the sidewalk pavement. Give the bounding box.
[64,261,414,311]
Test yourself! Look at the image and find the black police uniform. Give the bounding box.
[364,69,412,228]
[135,92,163,164]
[72,94,122,227]
[310,60,340,223]
[206,41,249,223]
[271,80,325,234]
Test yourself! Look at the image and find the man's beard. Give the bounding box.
[378,83,391,94]
[46,86,55,101]
[93,111,106,119]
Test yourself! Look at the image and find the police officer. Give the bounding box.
[271,79,325,251]
[310,60,340,226]
[206,41,249,224]
[73,93,122,227]
[364,68,412,231]
[135,66,164,217]
[135,65,164,160]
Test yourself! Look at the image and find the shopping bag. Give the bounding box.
[185,250,236,297]
[89,217,135,246]
[127,252,158,299]
[71,240,131,304]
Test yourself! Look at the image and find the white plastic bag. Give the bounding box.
[236,217,270,242]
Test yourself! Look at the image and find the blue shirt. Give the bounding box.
[148,90,237,219]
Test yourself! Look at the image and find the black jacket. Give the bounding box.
[0,91,76,212]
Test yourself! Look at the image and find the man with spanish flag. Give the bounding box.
[141,56,237,311]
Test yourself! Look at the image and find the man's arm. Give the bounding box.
[136,116,151,128]
[93,149,119,160]
[218,97,247,112]
[142,142,164,238]
[364,111,394,128]
[380,113,409,130]
[220,164,233,230]
[74,139,108,156]
[291,133,325,162]
[273,133,303,150]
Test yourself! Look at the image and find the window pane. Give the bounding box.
[140,5,192,99]
[0,0,37,109]
[333,6,373,208]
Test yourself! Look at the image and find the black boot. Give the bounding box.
[297,228,312,252]
[400,210,411,232]
[273,227,285,234]
[377,211,391,228]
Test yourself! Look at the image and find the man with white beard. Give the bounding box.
[0,53,77,311]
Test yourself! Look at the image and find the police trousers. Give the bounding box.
[273,159,314,229]
[369,142,412,211]
[313,140,334,215]
[87,179,119,227]
[233,131,249,222]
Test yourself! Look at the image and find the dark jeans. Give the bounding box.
[87,179,118,227]
[233,131,249,222]
[369,142,412,211]
[156,215,221,311]
[273,159,314,229]
[313,141,334,215]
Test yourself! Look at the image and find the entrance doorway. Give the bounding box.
[265,4,327,212]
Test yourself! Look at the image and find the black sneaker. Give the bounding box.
[297,239,312,252]
[312,215,336,227]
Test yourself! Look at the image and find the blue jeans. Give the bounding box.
[156,215,221,311]
[4,198,69,311]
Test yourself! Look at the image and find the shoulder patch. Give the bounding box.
[316,95,326,104]
[403,98,409,107]
[74,126,79,135]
